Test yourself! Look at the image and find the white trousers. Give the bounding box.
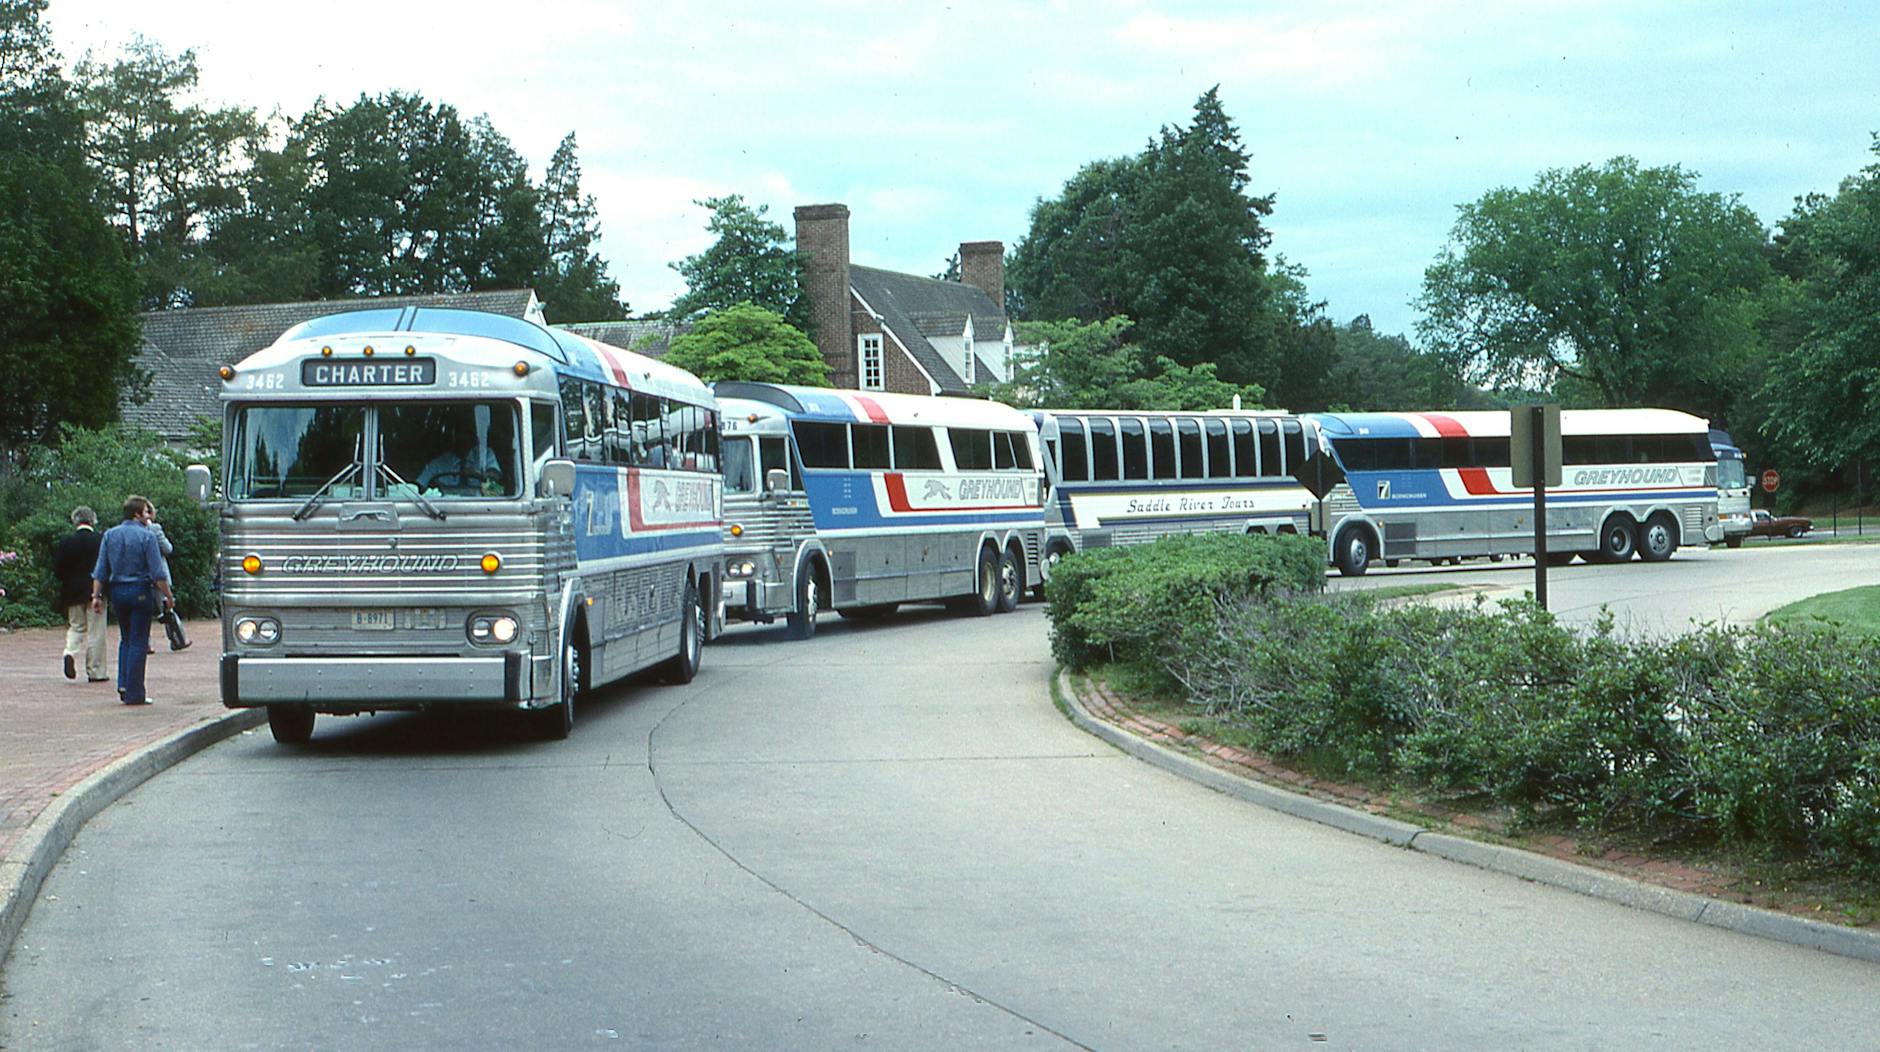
[64,602,108,680]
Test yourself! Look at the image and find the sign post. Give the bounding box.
[1511,404,1563,610]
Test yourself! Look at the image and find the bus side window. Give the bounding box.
[1204,419,1231,479]
[1010,431,1035,471]
[532,401,559,468]
[1089,418,1119,480]
[1177,418,1205,480]
[949,428,993,471]
[1230,419,1256,477]
[1120,418,1148,480]
[794,421,851,469]
[1281,420,1306,475]
[1148,418,1176,480]
[853,423,891,469]
[1257,419,1281,476]
[760,435,799,489]
[892,426,943,470]
[1474,437,1510,468]
[702,411,719,473]
[584,384,608,465]
[1059,419,1090,482]
[993,432,1016,470]
[559,377,589,461]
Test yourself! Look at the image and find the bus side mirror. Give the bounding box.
[184,464,212,505]
[764,468,789,495]
[539,459,577,498]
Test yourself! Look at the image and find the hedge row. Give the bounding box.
[1048,535,1880,877]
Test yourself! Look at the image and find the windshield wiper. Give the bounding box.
[292,436,364,521]
[376,441,447,522]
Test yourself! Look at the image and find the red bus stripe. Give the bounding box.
[852,394,891,424]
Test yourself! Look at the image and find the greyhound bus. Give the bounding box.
[1031,409,1317,582]
[1710,429,1752,547]
[1302,409,1724,575]
[188,308,723,744]
[716,382,1045,638]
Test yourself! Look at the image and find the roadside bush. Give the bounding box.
[0,423,218,627]
[1047,532,1325,684]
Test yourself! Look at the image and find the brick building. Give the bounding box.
[794,203,1012,396]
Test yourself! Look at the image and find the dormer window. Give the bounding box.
[859,333,883,391]
[962,337,974,384]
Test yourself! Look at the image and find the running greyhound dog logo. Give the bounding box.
[923,480,953,501]
[652,479,673,511]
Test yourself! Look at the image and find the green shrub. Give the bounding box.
[1046,532,1325,681]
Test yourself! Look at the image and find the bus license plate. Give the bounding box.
[351,610,395,631]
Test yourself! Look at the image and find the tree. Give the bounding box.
[189,118,321,305]
[1761,139,1880,478]
[74,37,257,309]
[662,302,829,385]
[0,0,141,459]
[535,132,626,322]
[1007,89,1281,390]
[981,316,1263,411]
[1326,315,1498,411]
[1416,157,1771,416]
[667,195,807,329]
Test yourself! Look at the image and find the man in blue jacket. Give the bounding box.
[90,495,175,705]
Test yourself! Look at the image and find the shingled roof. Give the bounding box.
[558,318,687,360]
[123,289,541,442]
[849,266,1007,395]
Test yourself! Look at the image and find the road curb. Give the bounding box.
[0,708,265,963]
[1056,669,1880,965]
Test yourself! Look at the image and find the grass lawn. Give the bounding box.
[1765,585,1880,634]
[1326,581,1465,602]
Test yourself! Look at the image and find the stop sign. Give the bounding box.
[1761,469,1781,493]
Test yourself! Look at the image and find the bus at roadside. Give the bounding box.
[188,308,723,744]
[716,383,1046,638]
[1710,429,1752,547]
[1030,409,1317,585]
[1302,409,1725,575]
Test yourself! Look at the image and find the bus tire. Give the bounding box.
[1724,535,1742,549]
[997,546,1022,613]
[658,578,704,684]
[786,562,820,641]
[972,545,1000,617]
[267,705,315,746]
[1594,516,1638,562]
[1035,541,1072,600]
[1333,527,1373,576]
[536,635,579,740]
[1639,513,1678,562]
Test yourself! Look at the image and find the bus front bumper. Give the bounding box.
[222,653,536,710]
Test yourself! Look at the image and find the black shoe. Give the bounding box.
[123,697,152,706]
[64,654,75,679]
[88,677,109,683]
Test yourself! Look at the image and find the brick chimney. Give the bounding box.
[794,204,852,382]
[958,240,1004,317]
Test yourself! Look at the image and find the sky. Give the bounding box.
[45,1,1880,337]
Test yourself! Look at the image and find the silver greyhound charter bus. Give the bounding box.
[190,307,724,744]
[1299,408,1724,575]
[1031,409,1316,581]
[715,382,1046,638]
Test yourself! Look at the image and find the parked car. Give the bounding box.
[1747,508,1813,539]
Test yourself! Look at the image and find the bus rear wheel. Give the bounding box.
[997,547,1022,613]
[1334,528,1373,576]
[267,705,315,746]
[1639,514,1678,562]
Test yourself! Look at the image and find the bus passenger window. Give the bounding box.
[852,423,891,469]
[1148,418,1176,480]
[584,384,608,464]
[1257,419,1281,476]
[632,393,667,467]
[1282,420,1306,474]
[1088,418,1119,480]
[559,377,589,461]
[1474,437,1510,468]
[1230,419,1256,476]
[949,428,993,471]
[1204,419,1231,478]
[1059,419,1090,482]
[1177,418,1205,480]
[606,390,630,465]
[794,422,851,469]
[1009,432,1035,470]
[892,426,943,470]
[697,410,719,473]
[1120,418,1148,480]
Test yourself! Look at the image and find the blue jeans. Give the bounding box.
[109,581,155,702]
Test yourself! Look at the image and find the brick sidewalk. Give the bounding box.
[0,620,225,863]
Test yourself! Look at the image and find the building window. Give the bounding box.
[859,333,883,391]
[962,338,975,384]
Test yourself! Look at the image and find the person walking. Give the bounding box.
[90,495,174,705]
[53,506,108,682]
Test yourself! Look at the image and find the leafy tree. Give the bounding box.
[668,195,807,329]
[932,251,960,282]
[0,0,141,460]
[535,132,626,322]
[663,301,828,385]
[189,120,321,305]
[1326,315,1497,411]
[982,316,1263,411]
[1008,89,1282,391]
[1416,157,1771,416]
[1761,139,1880,478]
[74,37,257,309]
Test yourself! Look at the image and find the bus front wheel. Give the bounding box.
[1594,517,1638,562]
[1334,528,1373,576]
[786,566,820,640]
[659,578,704,684]
[268,705,315,746]
[972,546,1001,616]
[536,637,579,740]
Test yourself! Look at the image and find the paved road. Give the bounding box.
[1329,539,1880,635]
[5,580,1880,1048]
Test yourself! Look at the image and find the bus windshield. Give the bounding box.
[229,405,365,499]
[1716,457,1747,490]
[723,437,758,494]
[228,401,521,500]
[379,400,521,498]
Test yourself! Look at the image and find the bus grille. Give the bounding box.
[723,494,814,551]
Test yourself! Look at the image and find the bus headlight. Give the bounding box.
[727,559,756,578]
[469,613,519,645]
[235,616,281,645]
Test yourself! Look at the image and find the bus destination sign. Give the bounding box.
[302,358,437,387]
